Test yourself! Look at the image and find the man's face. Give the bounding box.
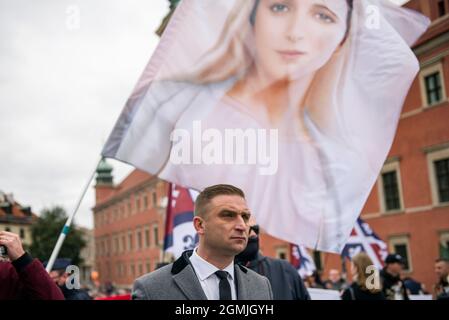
[387,262,403,276]
[49,270,66,286]
[435,261,449,282]
[197,194,251,257]
[329,269,340,282]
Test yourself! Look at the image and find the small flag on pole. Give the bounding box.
[290,244,316,278]
[163,184,198,259]
[341,218,388,269]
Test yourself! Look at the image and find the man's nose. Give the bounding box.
[234,216,247,231]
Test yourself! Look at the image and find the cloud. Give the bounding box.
[0,0,168,229]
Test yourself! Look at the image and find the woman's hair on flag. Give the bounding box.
[194,184,245,218]
[187,0,354,84]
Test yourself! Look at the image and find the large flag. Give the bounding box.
[163,184,198,259]
[290,244,317,278]
[102,0,429,253]
[341,218,388,269]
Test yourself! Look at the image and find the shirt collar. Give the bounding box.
[190,247,235,281]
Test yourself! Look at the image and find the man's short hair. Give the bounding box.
[194,184,245,218]
[435,257,449,264]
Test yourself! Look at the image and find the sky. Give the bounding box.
[0,0,410,230]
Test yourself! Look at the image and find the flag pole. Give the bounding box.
[341,255,348,283]
[45,156,102,273]
[161,183,173,263]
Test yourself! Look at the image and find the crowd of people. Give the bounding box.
[301,253,449,300]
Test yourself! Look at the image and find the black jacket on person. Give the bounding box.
[341,282,385,300]
[59,284,92,300]
[240,253,310,300]
[380,268,409,300]
[435,279,449,300]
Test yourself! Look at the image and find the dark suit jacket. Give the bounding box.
[132,250,273,300]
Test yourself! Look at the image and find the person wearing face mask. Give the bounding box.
[45,258,92,300]
[235,224,310,300]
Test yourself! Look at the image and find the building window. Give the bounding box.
[438,0,447,17]
[153,224,159,247]
[420,63,446,107]
[135,196,141,213]
[131,263,135,277]
[144,195,148,210]
[425,72,443,105]
[153,224,159,246]
[427,146,449,206]
[121,234,126,253]
[145,228,150,248]
[152,191,157,207]
[435,159,449,203]
[19,228,25,239]
[5,227,11,232]
[100,239,104,256]
[146,261,151,273]
[114,237,119,255]
[127,200,132,216]
[138,263,143,276]
[106,237,111,257]
[389,236,412,272]
[382,171,401,211]
[137,229,142,250]
[440,232,449,260]
[275,246,288,261]
[128,232,133,251]
[378,160,404,213]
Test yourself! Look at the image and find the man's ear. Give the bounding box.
[193,216,205,234]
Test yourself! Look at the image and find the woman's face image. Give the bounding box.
[252,0,350,82]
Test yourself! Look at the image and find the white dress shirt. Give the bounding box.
[189,248,237,300]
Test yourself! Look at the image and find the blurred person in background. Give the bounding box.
[46,258,92,300]
[380,254,409,300]
[434,258,449,300]
[235,224,310,300]
[324,269,347,291]
[341,252,385,300]
[0,231,64,300]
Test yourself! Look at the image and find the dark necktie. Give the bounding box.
[215,270,232,300]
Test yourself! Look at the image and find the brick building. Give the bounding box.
[93,159,168,288]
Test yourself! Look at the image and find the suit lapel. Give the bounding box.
[173,264,208,300]
[234,265,249,300]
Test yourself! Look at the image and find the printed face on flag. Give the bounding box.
[290,244,316,278]
[102,0,429,252]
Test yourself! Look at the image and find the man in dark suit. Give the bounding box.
[132,184,273,300]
